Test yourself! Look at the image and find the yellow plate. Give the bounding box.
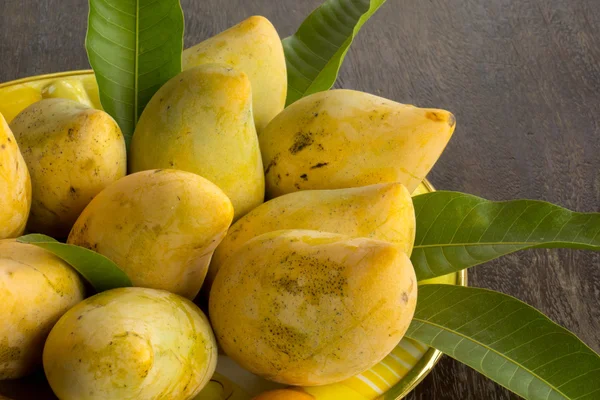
[0,72,467,400]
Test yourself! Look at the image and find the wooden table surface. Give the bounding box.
[1,0,599,399]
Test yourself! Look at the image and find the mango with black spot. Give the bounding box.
[0,113,31,239]
[259,89,455,198]
[0,239,84,379]
[9,99,126,237]
[43,287,217,400]
[209,230,417,386]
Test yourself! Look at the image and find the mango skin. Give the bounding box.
[259,89,456,198]
[130,65,265,220]
[43,287,218,400]
[0,114,31,239]
[41,79,94,107]
[68,169,234,299]
[0,239,84,379]
[183,16,286,133]
[210,230,417,386]
[207,183,415,294]
[9,99,126,238]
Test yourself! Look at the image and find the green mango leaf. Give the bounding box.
[411,191,600,281]
[85,0,184,147]
[17,234,132,292]
[406,285,600,400]
[283,0,387,106]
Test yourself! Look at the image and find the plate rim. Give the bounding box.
[0,70,95,89]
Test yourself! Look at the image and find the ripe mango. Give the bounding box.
[0,113,31,239]
[0,239,84,379]
[68,169,233,299]
[43,287,217,400]
[183,16,286,132]
[130,65,264,220]
[207,183,415,293]
[210,230,417,386]
[259,89,455,198]
[41,79,94,107]
[9,99,126,237]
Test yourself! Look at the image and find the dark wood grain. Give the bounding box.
[1,0,599,399]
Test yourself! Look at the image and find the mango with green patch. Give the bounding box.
[210,230,417,386]
[129,65,264,220]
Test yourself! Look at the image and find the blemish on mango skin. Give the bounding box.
[289,132,314,154]
[401,292,409,304]
[425,111,444,122]
[264,154,280,175]
[0,341,22,379]
[426,110,456,127]
[310,162,328,169]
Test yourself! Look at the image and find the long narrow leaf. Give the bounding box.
[406,285,600,400]
[283,0,387,106]
[18,234,131,292]
[411,191,600,281]
[85,0,184,147]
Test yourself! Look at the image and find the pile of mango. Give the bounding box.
[0,16,455,400]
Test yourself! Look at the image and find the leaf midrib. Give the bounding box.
[413,241,600,249]
[410,317,569,399]
[134,0,140,123]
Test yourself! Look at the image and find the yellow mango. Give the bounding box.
[210,230,417,386]
[259,89,456,198]
[9,99,126,237]
[207,183,415,294]
[41,79,94,107]
[0,239,84,379]
[0,114,31,239]
[130,65,265,220]
[183,16,286,132]
[43,287,217,400]
[68,169,234,299]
